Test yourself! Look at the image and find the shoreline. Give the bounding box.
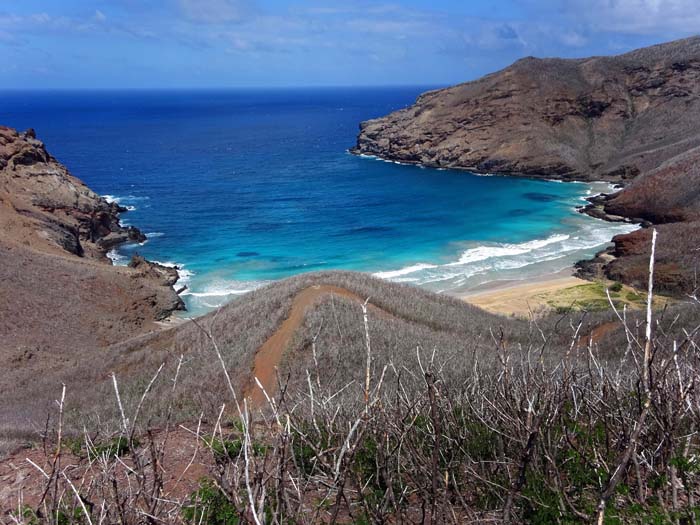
[354,151,648,298]
[106,203,190,324]
[354,149,641,222]
[456,269,588,317]
[353,150,623,186]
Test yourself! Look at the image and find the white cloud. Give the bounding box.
[530,0,700,36]
[178,0,253,24]
[345,18,432,36]
[0,29,16,44]
[466,23,528,50]
[0,9,157,42]
[559,30,588,47]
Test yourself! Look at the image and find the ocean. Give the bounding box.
[1,88,637,315]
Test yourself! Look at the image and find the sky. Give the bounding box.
[0,0,699,88]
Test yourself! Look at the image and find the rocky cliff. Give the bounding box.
[0,126,186,416]
[352,37,700,296]
[576,145,700,295]
[0,126,147,259]
[352,37,700,181]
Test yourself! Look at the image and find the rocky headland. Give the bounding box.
[352,36,700,297]
[0,127,150,258]
[0,126,185,429]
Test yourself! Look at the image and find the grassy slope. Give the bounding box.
[3,270,699,522]
[60,271,645,433]
[1,270,623,449]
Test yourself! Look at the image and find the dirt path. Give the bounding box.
[243,285,367,406]
[580,321,619,348]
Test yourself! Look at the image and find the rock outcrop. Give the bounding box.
[576,146,700,295]
[0,126,146,259]
[352,37,700,296]
[128,255,181,287]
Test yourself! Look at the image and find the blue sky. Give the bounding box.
[1,0,698,88]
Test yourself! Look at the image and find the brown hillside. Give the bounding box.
[352,36,700,181]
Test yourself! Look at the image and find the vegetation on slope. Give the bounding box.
[64,271,631,432]
[3,235,700,523]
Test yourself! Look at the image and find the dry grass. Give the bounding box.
[3,294,699,523]
[56,271,637,435]
[3,234,700,523]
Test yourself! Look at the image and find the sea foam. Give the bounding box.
[107,249,128,265]
[449,234,570,266]
[373,263,438,279]
[103,194,121,204]
[373,222,638,290]
[182,279,266,310]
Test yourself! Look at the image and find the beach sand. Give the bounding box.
[458,269,589,317]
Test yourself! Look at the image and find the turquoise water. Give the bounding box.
[1,88,636,315]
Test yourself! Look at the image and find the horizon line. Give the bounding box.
[0,84,447,92]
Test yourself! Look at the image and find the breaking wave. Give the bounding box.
[180,279,267,310]
[373,222,639,290]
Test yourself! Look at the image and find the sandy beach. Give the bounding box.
[458,269,589,317]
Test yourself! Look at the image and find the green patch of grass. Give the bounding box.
[63,436,84,457]
[543,281,668,314]
[204,436,243,460]
[18,505,88,525]
[183,479,239,525]
[291,423,336,477]
[88,436,135,460]
[626,291,643,302]
[609,282,624,293]
[203,435,267,463]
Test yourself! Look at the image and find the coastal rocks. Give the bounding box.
[128,255,187,320]
[578,194,648,225]
[98,226,146,252]
[129,254,181,287]
[575,222,700,296]
[575,146,700,296]
[577,223,700,296]
[147,291,187,321]
[602,146,700,224]
[0,125,147,260]
[1,126,188,370]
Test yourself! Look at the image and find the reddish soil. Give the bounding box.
[579,321,620,348]
[0,427,209,516]
[243,285,366,406]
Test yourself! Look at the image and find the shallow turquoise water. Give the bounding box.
[1,88,636,315]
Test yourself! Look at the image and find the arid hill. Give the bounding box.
[352,37,700,181]
[0,127,146,258]
[352,37,700,296]
[577,145,700,294]
[2,268,698,523]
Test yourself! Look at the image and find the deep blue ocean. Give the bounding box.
[1,88,636,315]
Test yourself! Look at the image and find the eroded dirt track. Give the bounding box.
[243,285,367,406]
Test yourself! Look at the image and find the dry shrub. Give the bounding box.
[6,232,700,523]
